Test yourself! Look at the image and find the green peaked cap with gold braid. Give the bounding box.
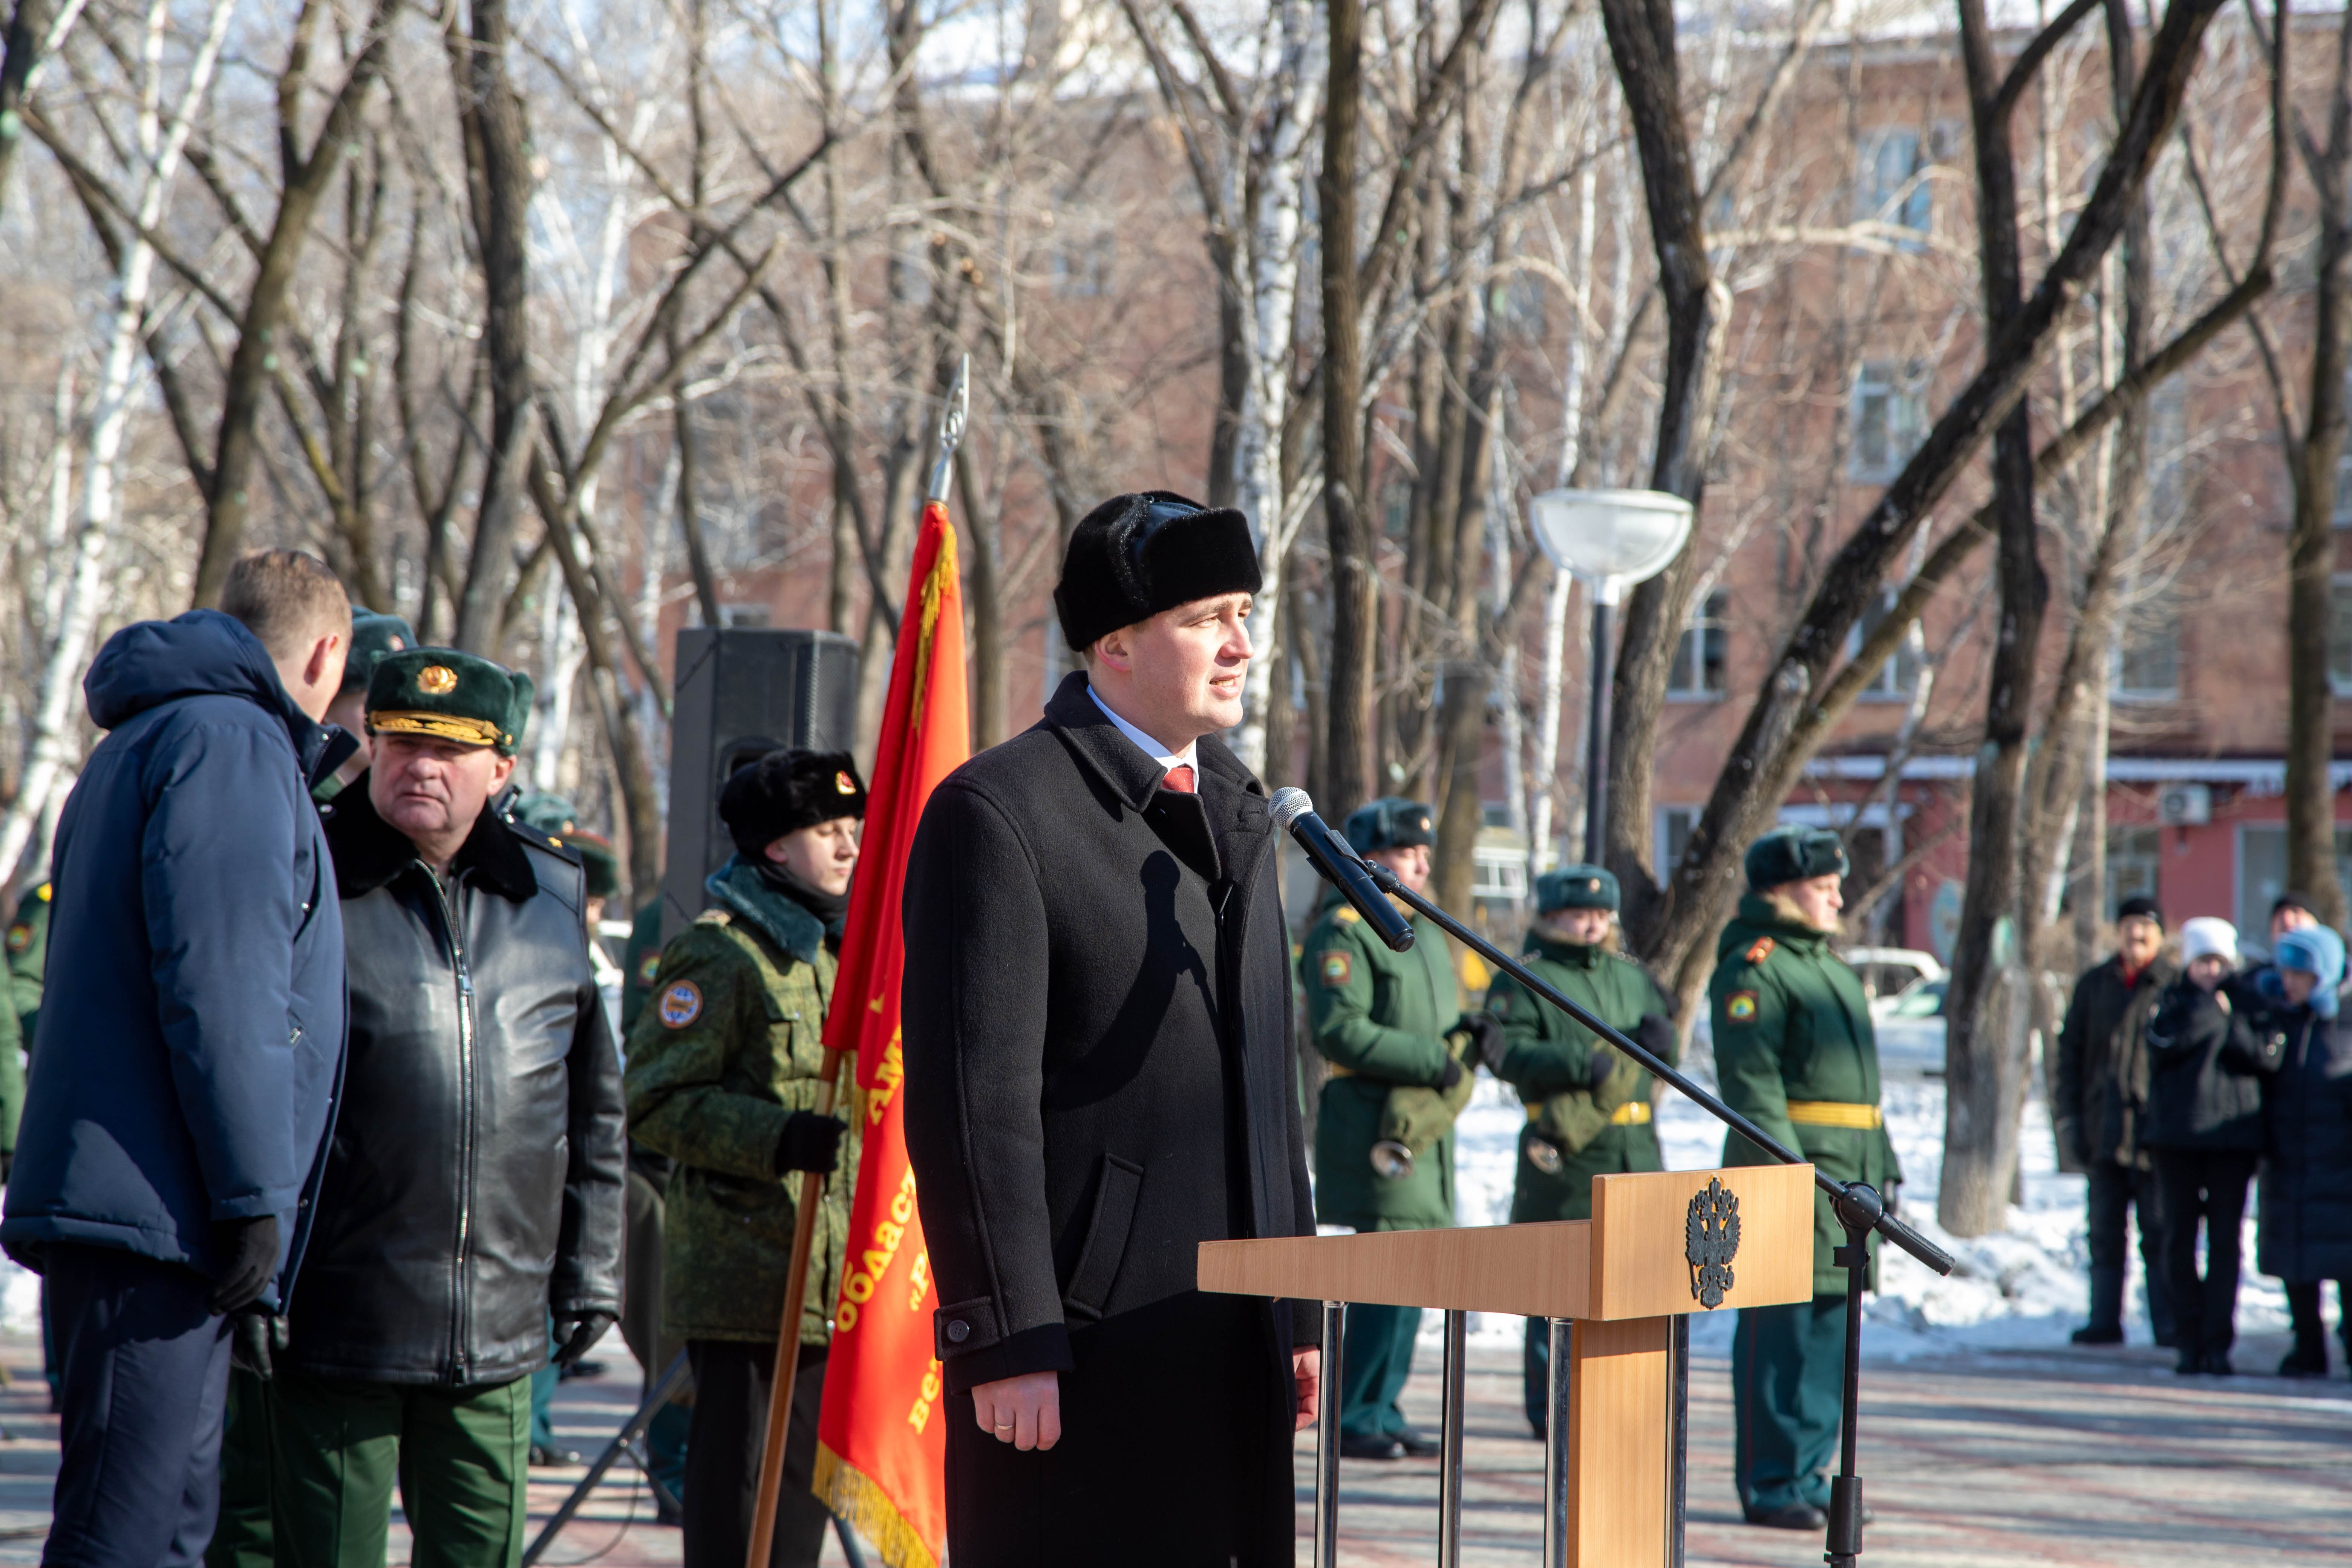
[365,647,532,756]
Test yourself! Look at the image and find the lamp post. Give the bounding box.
[1527,488,1694,868]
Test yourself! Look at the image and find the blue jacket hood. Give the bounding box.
[85,609,302,737]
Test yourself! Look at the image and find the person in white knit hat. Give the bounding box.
[2142,916,2265,1374]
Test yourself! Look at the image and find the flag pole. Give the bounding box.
[744,354,968,1568]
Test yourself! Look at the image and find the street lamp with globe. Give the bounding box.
[1526,487,1695,868]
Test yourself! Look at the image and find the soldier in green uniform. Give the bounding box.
[1302,797,1486,1461]
[312,608,414,804]
[625,749,864,1568]
[1484,865,1676,1437]
[1,880,44,1176]
[612,873,688,1516]
[1710,827,1899,1531]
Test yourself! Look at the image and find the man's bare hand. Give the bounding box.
[1292,1347,1321,1432]
[972,1370,1061,1450]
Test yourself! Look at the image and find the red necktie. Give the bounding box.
[1162,764,1196,794]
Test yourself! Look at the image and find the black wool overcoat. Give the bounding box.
[2250,1006,2352,1283]
[902,672,1317,1567]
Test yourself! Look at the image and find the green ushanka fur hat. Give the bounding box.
[340,608,418,694]
[366,648,530,755]
[1536,864,1620,914]
[1342,797,1435,855]
[1744,826,1849,891]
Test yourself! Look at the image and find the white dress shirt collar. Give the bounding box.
[1085,682,1199,776]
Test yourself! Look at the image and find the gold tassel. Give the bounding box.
[812,1442,941,1568]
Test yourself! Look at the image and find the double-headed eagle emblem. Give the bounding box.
[1686,1176,1741,1309]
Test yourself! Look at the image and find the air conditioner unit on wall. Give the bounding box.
[2158,782,2212,826]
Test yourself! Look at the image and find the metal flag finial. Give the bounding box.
[928,353,970,504]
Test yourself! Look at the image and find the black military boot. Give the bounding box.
[2072,1266,2125,1345]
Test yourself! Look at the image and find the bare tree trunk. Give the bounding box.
[1940,0,2050,1238]
[1319,0,1372,820]
[674,389,720,627]
[2286,12,2352,932]
[189,0,397,607]
[450,0,536,655]
[0,0,82,207]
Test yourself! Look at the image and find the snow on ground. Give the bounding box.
[1425,1055,2309,1362]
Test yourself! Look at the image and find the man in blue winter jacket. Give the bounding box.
[2,550,352,1568]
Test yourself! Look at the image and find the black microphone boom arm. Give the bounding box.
[1353,858,1955,1279]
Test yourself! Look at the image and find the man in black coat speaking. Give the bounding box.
[902,491,1319,1565]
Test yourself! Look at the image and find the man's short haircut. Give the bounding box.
[221,550,350,661]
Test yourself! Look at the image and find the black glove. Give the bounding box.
[206,1214,280,1316]
[1456,1013,1507,1073]
[1435,1055,1465,1092]
[1632,1012,1676,1066]
[229,1308,284,1380]
[775,1112,849,1175]
[553,1311,618,1371]
[1584,1041,1620,1088]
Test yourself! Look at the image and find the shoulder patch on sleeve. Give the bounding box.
[658,980,704,1028]
[636,952,662,986]
[1726,990,1759,1023]
[4,924,26,955]
[1333,906,1361,925]
[1744,936,1777,965]
[1318,951,1353,988]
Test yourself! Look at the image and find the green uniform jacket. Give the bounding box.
[0,884,46,1157]
[1303,894,1459,1231]
[624,864,859,1346]
[1486,932,1672,1223]
[1709,894,1900,1294]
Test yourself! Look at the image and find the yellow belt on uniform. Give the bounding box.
[1522,1101,1650,1124]
[1326,1063,1354,1078]
[1785,1100,1883,1130]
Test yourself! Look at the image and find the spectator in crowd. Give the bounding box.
[2055,894,2178,1346]
[1,879,47,1180]
[1483,865,1674,1438]
[1,551,351,1568]
[2242,925,2352,1378]
[626,750,862,1568]
[2143,917,2265,1376]
[260,648,625,1564]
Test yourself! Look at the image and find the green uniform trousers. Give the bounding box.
[1731,1295,1848,1516]
[1337,1303,1422,1442]
[267,1370,531,1568]
[205,1372,273,1568]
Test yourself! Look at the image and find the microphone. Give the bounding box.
[1269,788,1415,954]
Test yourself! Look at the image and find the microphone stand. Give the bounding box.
[1349,858,1954,1567]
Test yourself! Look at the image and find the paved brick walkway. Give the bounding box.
[0,1327,2338,1565]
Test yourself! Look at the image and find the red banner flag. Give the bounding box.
[812,499,966,1568]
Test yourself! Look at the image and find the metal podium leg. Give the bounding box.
[1438,1309,1466,1568]
[1318,1300,1345,1568]
[1669,1315,1689,1568]
[1542,1317,1570,1568]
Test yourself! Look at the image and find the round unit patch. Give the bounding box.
[1319,951,1352,988]
[658,980,704,1028]
[4,924,27,955]
[637,954,662,986]
[1726,991,1759,1023]
[416,664,459,695]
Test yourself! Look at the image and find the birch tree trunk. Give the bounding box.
[0,0,234,884]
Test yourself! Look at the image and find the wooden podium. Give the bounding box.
[1199,1163,1817,1567]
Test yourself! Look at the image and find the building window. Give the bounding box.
[1848,588,1923,700]
[2237,824,2352,942]
[2106,825,2161,919]
[1656,805,1700,876]
[1850,362,1927,482]
[1667,590,1729,699]
[1051,231,1113,297]
[2112,597,2180,699]
[1856,129,1932,241]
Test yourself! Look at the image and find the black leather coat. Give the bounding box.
[283,783,626,1386]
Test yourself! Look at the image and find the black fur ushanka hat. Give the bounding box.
[1052,491,1263,654]
[718,749,867,857]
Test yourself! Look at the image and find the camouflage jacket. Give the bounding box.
[623,859,859,1345]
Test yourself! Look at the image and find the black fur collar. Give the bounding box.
[326,775,538,903]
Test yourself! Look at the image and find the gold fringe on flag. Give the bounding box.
[813,1441,942,1568]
